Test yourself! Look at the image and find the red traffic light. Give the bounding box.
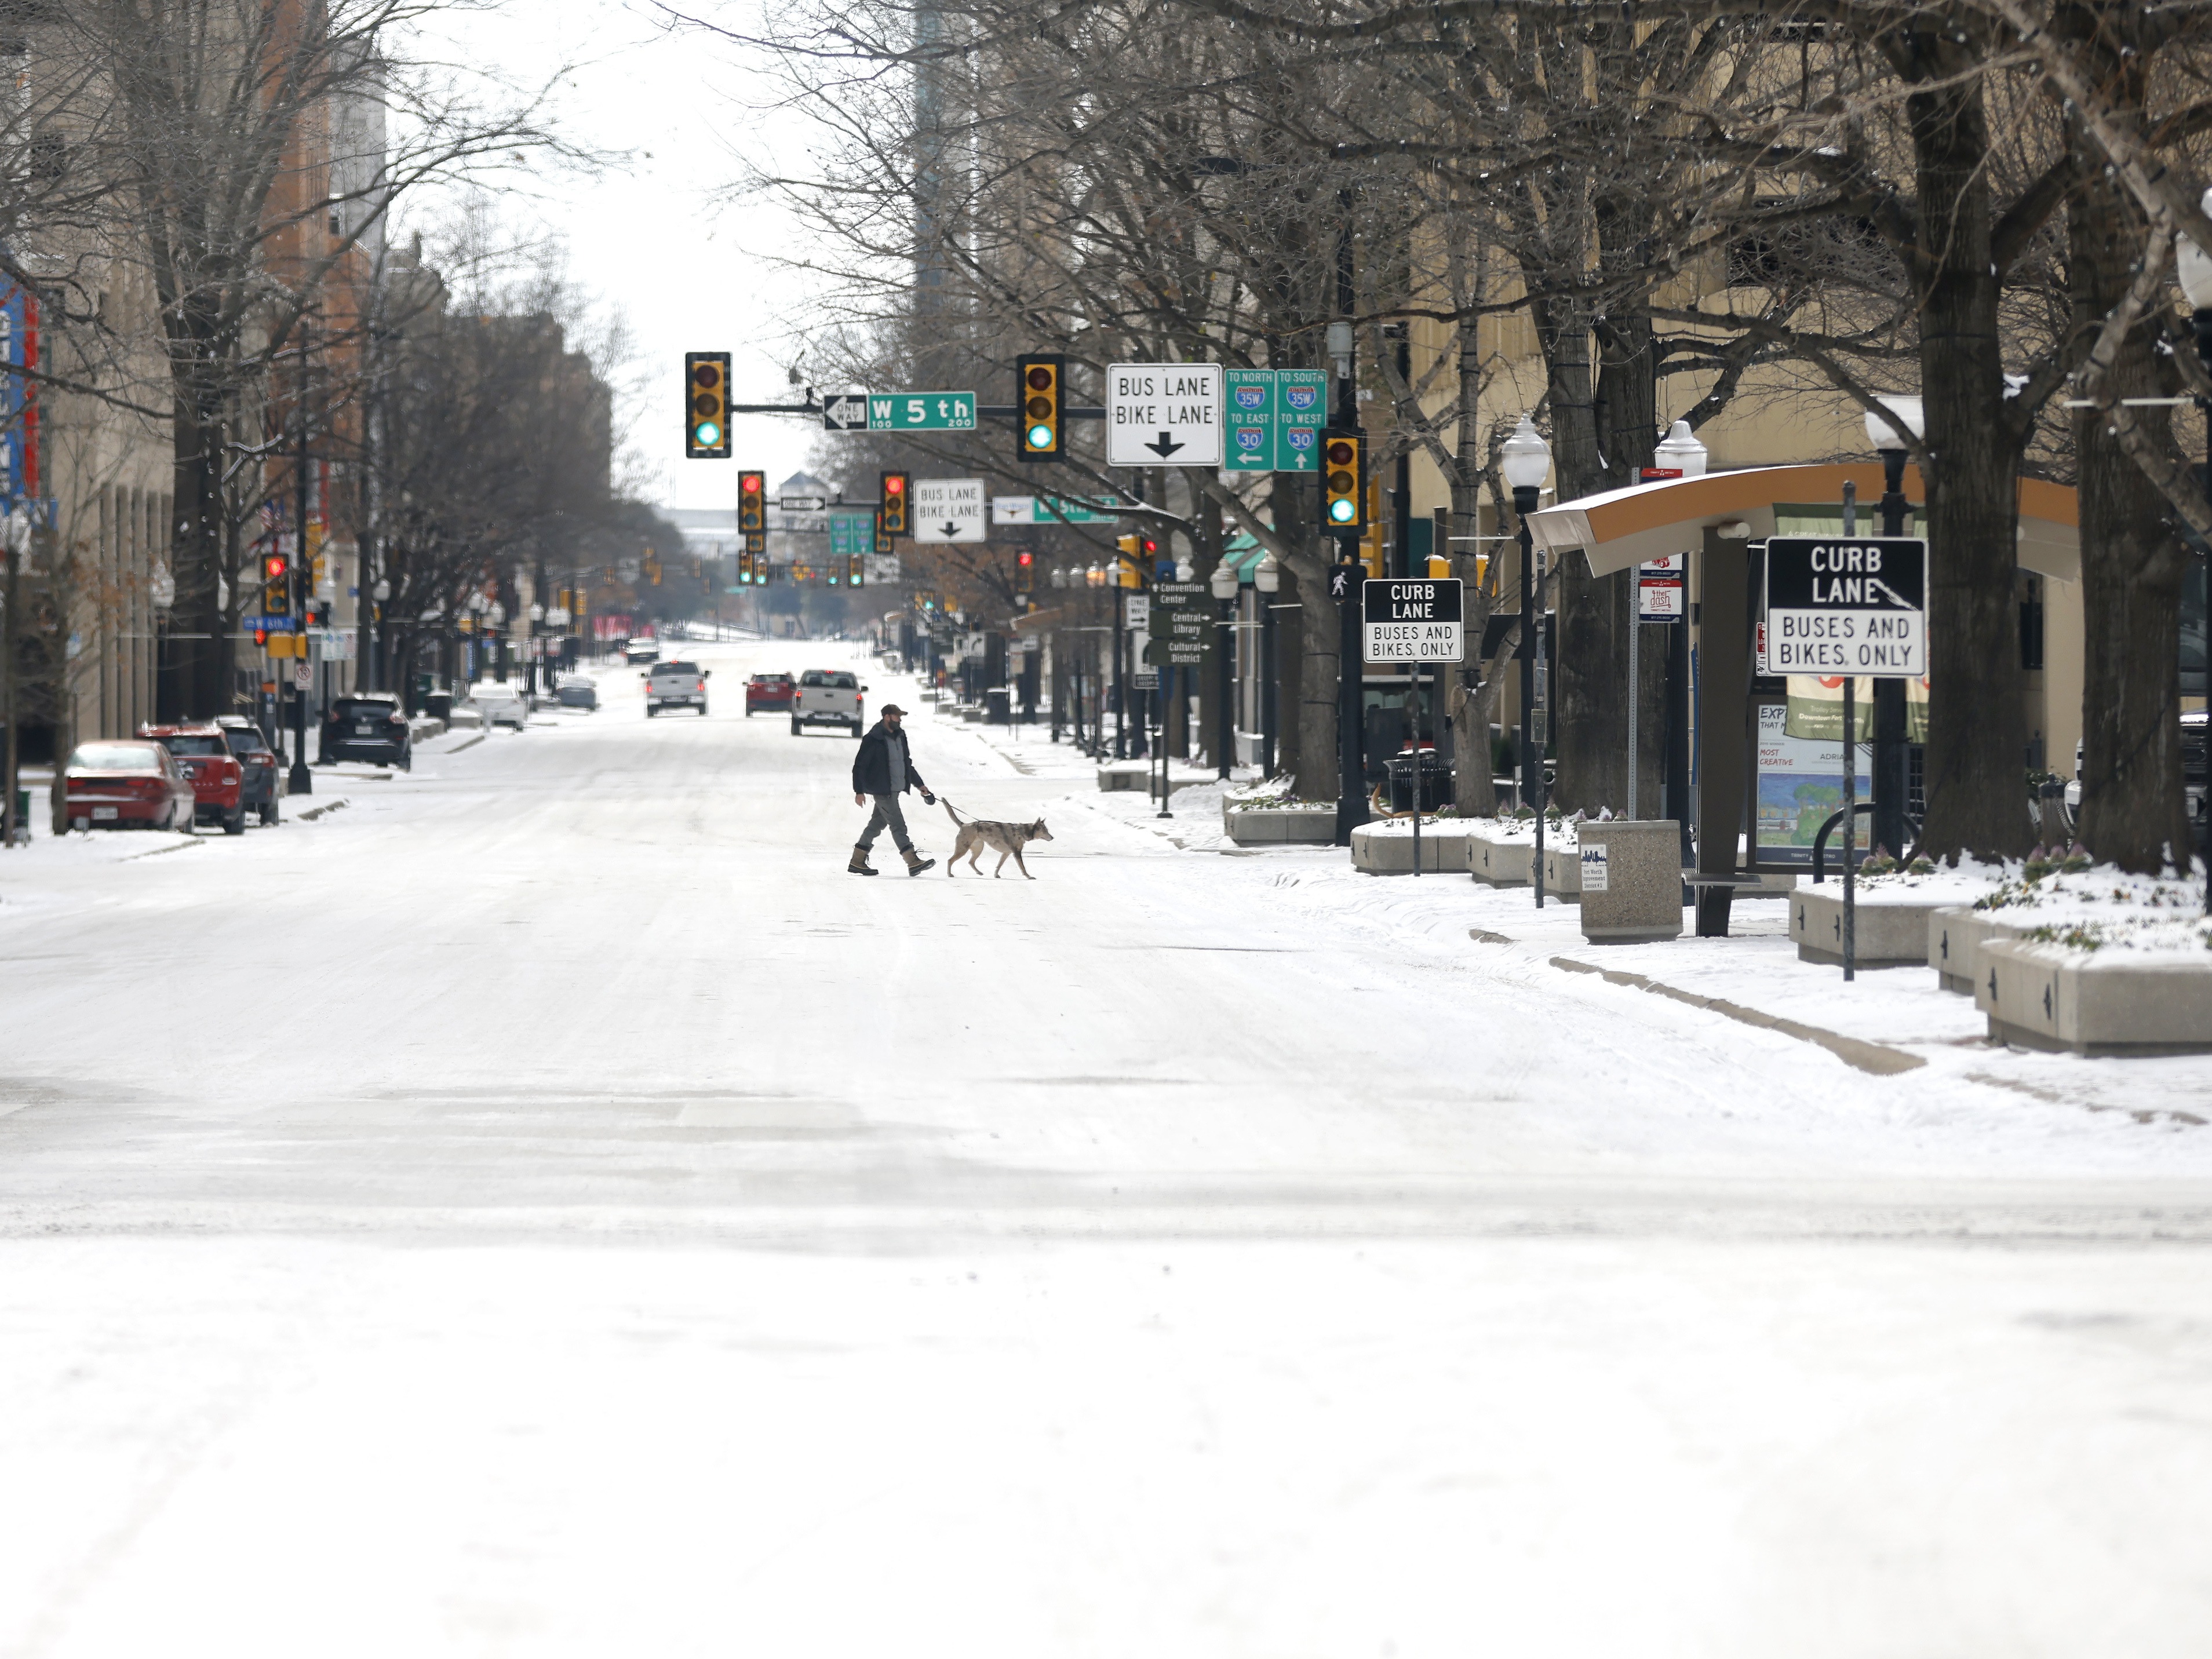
[691,359,721,390]
[1142,537,1158,556]
[1016,550,1033,566]
[1326,439,1356,466]
[885,475,905,494]
[1026,366,1053,391]
[263,554,287,579]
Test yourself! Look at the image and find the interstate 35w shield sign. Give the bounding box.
[1362,578,1464,663]
[1764,537,1926,676]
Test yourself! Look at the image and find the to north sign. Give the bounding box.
[1765,537,1926,676]
[1362,578,1464,663]
[1107,363,1223,467]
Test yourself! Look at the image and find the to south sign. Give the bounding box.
[1362,578,1465,663]
[1764,536,1926,676]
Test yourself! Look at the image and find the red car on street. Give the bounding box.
[745,672,797,717]
[139,723,249,834]
[63,739,198,833]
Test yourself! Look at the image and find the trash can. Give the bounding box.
[424,690,452,723]
[1384,748,1451,812]
[985,687,1011,724]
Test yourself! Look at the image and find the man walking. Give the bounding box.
[850,703,937,876]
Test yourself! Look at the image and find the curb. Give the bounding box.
[1547,954,1925,1076]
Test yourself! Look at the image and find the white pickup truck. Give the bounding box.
[644,660,710,717]
[792,669,865,736]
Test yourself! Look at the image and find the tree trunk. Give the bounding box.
[172,391,229,719]
[1902,49,2033,860]
[2067,64,2193,871]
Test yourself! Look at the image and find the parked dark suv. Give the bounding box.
[320,693,412,769]
[216,715,282,825]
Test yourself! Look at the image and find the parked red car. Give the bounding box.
[139,722,248,834]
[745,672,796,716]
[63,739,198,833]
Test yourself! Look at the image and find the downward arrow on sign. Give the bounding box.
[941,521,960,537]
[1144,431,1185,458]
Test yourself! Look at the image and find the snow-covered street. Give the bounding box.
[3,637,2210,1656]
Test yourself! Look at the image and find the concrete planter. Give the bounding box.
[1466,822,1535,887]
[1098,764,1203,797]
[1575,821,1684,943]
[1927,907,2030,995]
[1978,936,2212,1055]
[1226,806,1338,845]
[1349,823,1474,874]
[1790,888,1941,968]
[1539,837,1583,903]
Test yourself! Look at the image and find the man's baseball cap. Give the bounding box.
[880,703,906,717]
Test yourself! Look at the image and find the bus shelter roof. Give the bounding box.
[1525,462,2080,582]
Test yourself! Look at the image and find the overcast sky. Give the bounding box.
[406,1,833,513]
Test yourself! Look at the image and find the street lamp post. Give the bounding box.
[1210,557,1238,780]
[2176,192,2212,914]
[1864,395,1924,862]
[1500,414,1553,906]
[528,601,544,694]
[1255,553,1281,778]
[371,578,391,698]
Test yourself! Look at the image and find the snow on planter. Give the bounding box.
[1349,818,1476,874]
[1792,856,2007,969]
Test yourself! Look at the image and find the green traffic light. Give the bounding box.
[694,420,722,449]
[1027,423,1054,449]
[1329,498,1357,523]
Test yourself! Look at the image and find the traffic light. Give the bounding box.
[1016,548,1033,593]
[1321,429,1365,533]
[1115,534,1149,589]
[880,471,910,537]
[848,555,866,587]
[738,470,766,534]
[685,352,732,459]
[261,550,291,619]
[1016,355,1063,460]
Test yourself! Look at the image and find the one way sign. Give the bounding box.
[1107,363,1223,468]
[821,393,869,431]
[912,477,987,542]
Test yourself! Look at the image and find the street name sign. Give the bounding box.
[1107,363,1223,467]
[911,477,987,542]
[821,393,869,431]
[990,494,1119,526]
[1362,578,1464,662]
[862,392,977,432]
[1146,581,1211,666]
[1765,537,1926,675]
[1225,369,1328,472]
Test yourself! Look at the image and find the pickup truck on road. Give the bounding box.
[646,661,710,717]
[792,669,864,736]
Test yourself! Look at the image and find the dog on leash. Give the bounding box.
[940,800,1054,878]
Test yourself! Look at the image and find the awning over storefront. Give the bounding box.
[1526,462,2080,582]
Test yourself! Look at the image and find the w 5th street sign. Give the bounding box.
[822,391,978,432]
[1764,537,1926,676]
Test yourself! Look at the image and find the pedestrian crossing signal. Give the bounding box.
[738,471,766,533]
[1321,429,1364,531]
[686,352,731,459]
[880,472,910,536]
[1017,355,1063,460]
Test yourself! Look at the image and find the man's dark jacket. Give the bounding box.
[852,720,927,797]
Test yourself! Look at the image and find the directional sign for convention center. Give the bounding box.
[1107,363,1223,467]
[1764,537,1926,676]
[1362,578,1465,663]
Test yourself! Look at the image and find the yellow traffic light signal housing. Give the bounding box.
[1015,548,1033,593]
[738,471,766,534]
[1016,355,1063,460]
[1321,429,1365,533]
[685,352,731,458]
[880,471,910,537]
[261,550,291,618]
[848,554,865,587]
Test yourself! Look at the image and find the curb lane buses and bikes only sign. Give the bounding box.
[1362,578,1465,663]
[1763,537,1927,676]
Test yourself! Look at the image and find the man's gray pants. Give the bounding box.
[857,793,913,854]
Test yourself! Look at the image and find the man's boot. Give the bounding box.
[848,844,877,876]
[901,847,936,876]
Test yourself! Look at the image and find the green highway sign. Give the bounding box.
[1225,369,1328,472]
[828,507,875,557]
[866,391,976,432]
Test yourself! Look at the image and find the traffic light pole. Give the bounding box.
[1873,453,1911,858]
[289,373,312,796]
